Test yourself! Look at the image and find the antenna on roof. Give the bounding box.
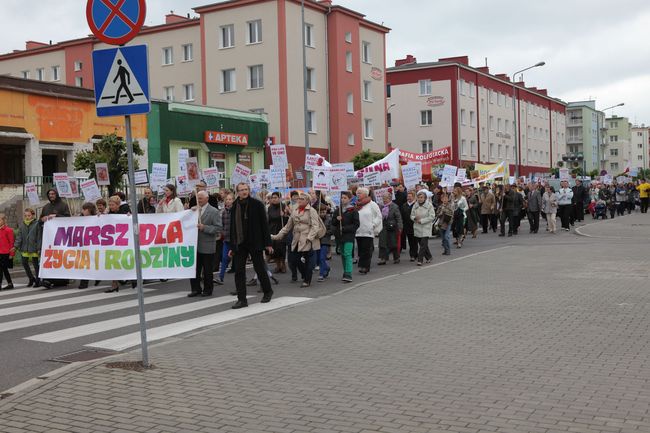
[484,57,487,67]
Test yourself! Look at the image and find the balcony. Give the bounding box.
[567,117,583,127]
[567,136,582,144]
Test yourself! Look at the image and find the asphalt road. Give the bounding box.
[0,218,592,393]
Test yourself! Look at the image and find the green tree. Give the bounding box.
[73,132,143,195]
[351,150,387,171]
[588,169,600,178]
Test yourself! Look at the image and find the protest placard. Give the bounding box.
[53,173,73,198]
[231,163,251,186]
[178,149,189,175]
[373,186,394,204]
[186,157,200,185]
[39,211,198,280]
[134,169,149,186]
[25,182,40,205]
[176,174,192,196]
[329,167,347,192]
[270,144,289,168]
[440,165,457,187]
[80,179,102,202]
[559,168,570,181]
[363,171,381,187]
[402,162,422,189]
[270,166,287,189]
[456,168,467,183]
[95,163,110,186]
[312,167,331,191]
[202,167,220,188]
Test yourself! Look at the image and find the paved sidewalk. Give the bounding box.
[576,211,650,240]
[1,217,650,433]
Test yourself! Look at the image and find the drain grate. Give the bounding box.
[50,349,115,363]
[104,361,154,372]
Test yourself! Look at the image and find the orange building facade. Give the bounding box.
[0,76,147,185]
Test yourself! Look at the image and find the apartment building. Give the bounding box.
[604,116,632,174]
[565,101,606,173]
[387,55,566,177]
[630,125,650,171]
[0,0,389,170]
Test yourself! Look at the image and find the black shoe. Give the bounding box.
[201,292,212,297]
[94,280,101,286]
[42,280,53,289]
[104,287,119,293]
[271,276,279,285]
[261,290,273,303]
[377,260,386,266]
[2,284,14,290]
[33,280,42,288]
[227,268,235,274]
[498,233,505,237]
[508,233,512,237]
[246,278,257,286]
[188,292,201,297]
[229,291,237,296]
[131,281,137,289]
[214,279,224,285]
[393,259,400,264]
[27,279,35,288]
[231,301,248,309]
[291,276,298,282]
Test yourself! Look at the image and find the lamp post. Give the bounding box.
[512,61,545,179]
[598,102,624,172]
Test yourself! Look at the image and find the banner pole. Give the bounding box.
[125,114,150,367]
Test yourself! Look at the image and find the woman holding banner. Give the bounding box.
[40,189,71,289]
[13,208,41,288]
[105,196,130,293]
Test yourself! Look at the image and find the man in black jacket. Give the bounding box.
[400,191,418,261]
[572,179,587,222]
[499,184,517,237]
[229,183,273,308]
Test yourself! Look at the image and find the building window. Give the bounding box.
[469,83,475,98]
[489,115,494,131]
[306,67,315,91]
[505,145,510,159]
[610,121,618,128]
[470,111,476,127]
[497,118,503,133]
[248,65,264,89]
[419,79,432,96]
[307,111,316,133]
[610,148,618,156]
[362,41,371,64]
[490,143,495,158]
[162,47,173,65]
[304,23,315,47]
[220,24,235,48]
[364,119,373,139]
[489,89,495,104]
[471,140,476,156]
[21,70,29,79]
[183,84,195,101]
[222,69,236,93]
[345,32,352,43]
[182,44,193,62]
[610,135,618,142]
[75,77,83,87]
[164,86,174,101]
[363,81,372,101]
[639,143,644,149]
[421,140,433,153]
[459,79,466,95]
[639,155,644,161]
[347,93,353,113]
[348,133,355,145]
[460,109,467,126]
[461,139,467,155]
[247,20,262,44]
[498,144,503,158]
[74,61,82,71]
[387,112,391,128]
[497,92,503,106]
[611,162,619,171]
[346,51,353,72]
[420,110,433,126]
[506,96,511,108]
[386,84,391,98]
[36,68,44,81]
[51,66,60,81]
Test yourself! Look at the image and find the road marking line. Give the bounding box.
[0,289,153,317]
[27,295,251,343]
[0,285,111,305]
[85,296,311,351]
[0,292,190,332]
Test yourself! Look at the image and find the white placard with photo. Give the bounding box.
[53,173,73,198]
[270,144,289,169]
[231,163,252,186]
[95,163,110,186]
[80,179,102,202]
[25,182,40,205]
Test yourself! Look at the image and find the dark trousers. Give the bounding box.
[234,247,271,303]
[500,211,514,235]
[0,254,12,286]
[191,253,215,295]
[356,237,374,271]
[480,214,490,233]
[617,202,626,216]
[416,237,431,263]
[214,239,223,272]
[574,202,584,221]
[528,211,540,233]
[641,197,649,213]
[405,232,418,259]
[296,250,314,284]
[558,204,572,229]
[489,214,498,232]
[21,256,39,283]
[288,249,299,280]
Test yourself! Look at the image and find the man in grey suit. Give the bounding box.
[526,183,543,234]
[189,191,222,297]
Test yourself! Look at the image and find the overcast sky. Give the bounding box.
[3,0,649,125]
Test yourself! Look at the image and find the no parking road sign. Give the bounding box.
[92,45,150,117]
[86,0,146,45]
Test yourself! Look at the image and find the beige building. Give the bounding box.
[604,116,632,174]
[631,125,649,171]
[0,1,389,168]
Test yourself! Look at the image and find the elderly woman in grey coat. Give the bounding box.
[377,191,403,265]
[411,190,436,266]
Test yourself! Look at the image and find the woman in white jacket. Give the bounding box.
[354,187,382,274]
[410,191,436,265]
[156,184,184,214]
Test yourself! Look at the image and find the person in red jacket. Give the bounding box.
[0,214,15,290]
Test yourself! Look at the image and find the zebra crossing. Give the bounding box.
[2,279,311,352]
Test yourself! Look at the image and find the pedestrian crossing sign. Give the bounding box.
[92,44,150,117]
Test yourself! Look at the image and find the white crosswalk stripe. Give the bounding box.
[0,285,111,305]
[0,289,154,317]
[0,292,188,332]
[26,295,252,343]
[85,296,311,351]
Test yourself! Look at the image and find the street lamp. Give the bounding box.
[512,61,545,179]
[597,102,624,171]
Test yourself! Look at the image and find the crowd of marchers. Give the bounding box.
[1,178,649,310]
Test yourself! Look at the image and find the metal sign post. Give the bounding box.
[87,0,150,367]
